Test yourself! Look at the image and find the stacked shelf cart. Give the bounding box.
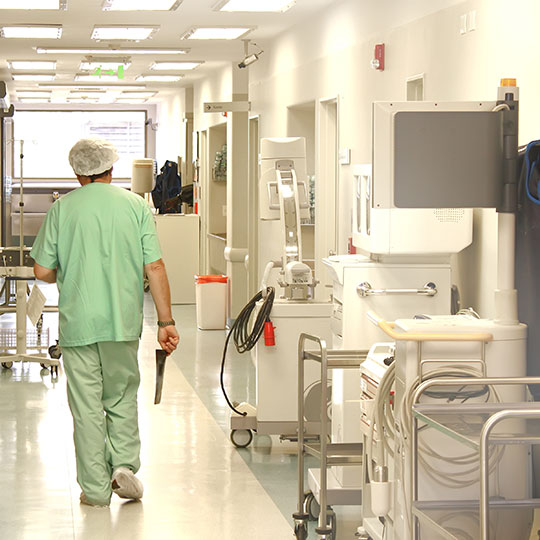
[293,333,368,540]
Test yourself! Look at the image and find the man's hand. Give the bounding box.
[158,325,179,355]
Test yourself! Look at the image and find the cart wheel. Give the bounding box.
[48,341,62,360]
[327,508,337,540]
[1,362,13,369]
[293,520,308,540]
[303,490,319,521]
[230,429,253,448]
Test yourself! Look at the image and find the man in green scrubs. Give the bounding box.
[31,138,179,507]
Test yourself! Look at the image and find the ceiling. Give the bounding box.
[0,0,336,105]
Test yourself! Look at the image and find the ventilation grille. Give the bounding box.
[433,209,466,223]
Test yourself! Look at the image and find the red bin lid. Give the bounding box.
[195,274,228,284]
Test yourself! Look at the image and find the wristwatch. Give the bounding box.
[157,319,176,327]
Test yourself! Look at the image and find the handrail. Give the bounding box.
[366,311,493,343]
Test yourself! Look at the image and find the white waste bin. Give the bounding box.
[195,275,228,330]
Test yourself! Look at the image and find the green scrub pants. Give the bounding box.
[62,340,141,506]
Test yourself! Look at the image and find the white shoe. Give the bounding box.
[111,467,144,500]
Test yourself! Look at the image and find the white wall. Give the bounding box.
[156,91,185,167]
[187,0,540,318]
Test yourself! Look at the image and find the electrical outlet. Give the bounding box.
[222,205,227,217]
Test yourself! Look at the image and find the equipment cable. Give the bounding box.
[220,287,275,416]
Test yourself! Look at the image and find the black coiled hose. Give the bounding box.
[220,287,275,416]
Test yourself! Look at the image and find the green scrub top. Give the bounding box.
[31,182,162,347]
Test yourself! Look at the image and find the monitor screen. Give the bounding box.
[372,101,504,209]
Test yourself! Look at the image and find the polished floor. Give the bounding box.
[0,286,361,540]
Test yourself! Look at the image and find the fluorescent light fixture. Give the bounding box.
[151,61,202,71]
[18,98,51,103]
[92,26,158,41]
[136,75,183,82]
[70,90,106,95]
[39,84,146,90]
[214,0,295,12]
[1,25,63,39]
[12,74,56,81]
[37,47,189,55]
[80,60,131,71]
[121,91,157,98]
[103,0,181,10]
[0,0,67,9]
[75,74,128,82]
[67,98,101,104]
[16,91,52,97]
[9,60,57,70]
[115,98,148,104]
[181,27,253,40]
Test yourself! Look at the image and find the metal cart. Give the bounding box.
[411,376,540,540]
[0,265,60,378]
[293,333,368,540]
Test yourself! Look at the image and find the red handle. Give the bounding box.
[264,321,275,347]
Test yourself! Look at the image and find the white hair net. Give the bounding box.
[68,138,119,177]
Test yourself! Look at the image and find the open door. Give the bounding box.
[316,97,339,300]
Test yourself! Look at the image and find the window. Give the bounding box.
[13,110,146,179]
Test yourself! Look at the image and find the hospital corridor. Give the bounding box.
[4,1,540,540]
[0,293,310,539]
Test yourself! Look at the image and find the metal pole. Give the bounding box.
[411,414,418,540]
[297,333,306,513]
[19,140,24,262]
[16,279,26,355]
[318,338,328,534]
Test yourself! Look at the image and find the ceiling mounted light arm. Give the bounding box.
[238,40,263,68]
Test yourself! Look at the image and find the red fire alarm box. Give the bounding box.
[373,43,385,71]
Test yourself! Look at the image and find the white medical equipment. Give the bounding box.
[359,83,529,540]
[352,164,473,256]
[294,81,532,540]
[229,137,332,447]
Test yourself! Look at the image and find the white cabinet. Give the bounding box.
[155,214,199,304]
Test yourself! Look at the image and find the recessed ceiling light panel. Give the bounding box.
[68,98,102,104]
[214,0,295,12]
[75,74,127,82]
[92,26,159,41]
[12,74,56,81]
[18,97,51,103]
[103,0,182,11]
[16,91,52,98]
[1,25,63,39]
[0,0,66,10]
[80,59,131,71]
[70,90,107,95]
[9,60,57,70]
[39,84,146,90]
[181,27,253,40]
[37,47,188,55]
[150,61,202,71]
[136,75,183,82]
